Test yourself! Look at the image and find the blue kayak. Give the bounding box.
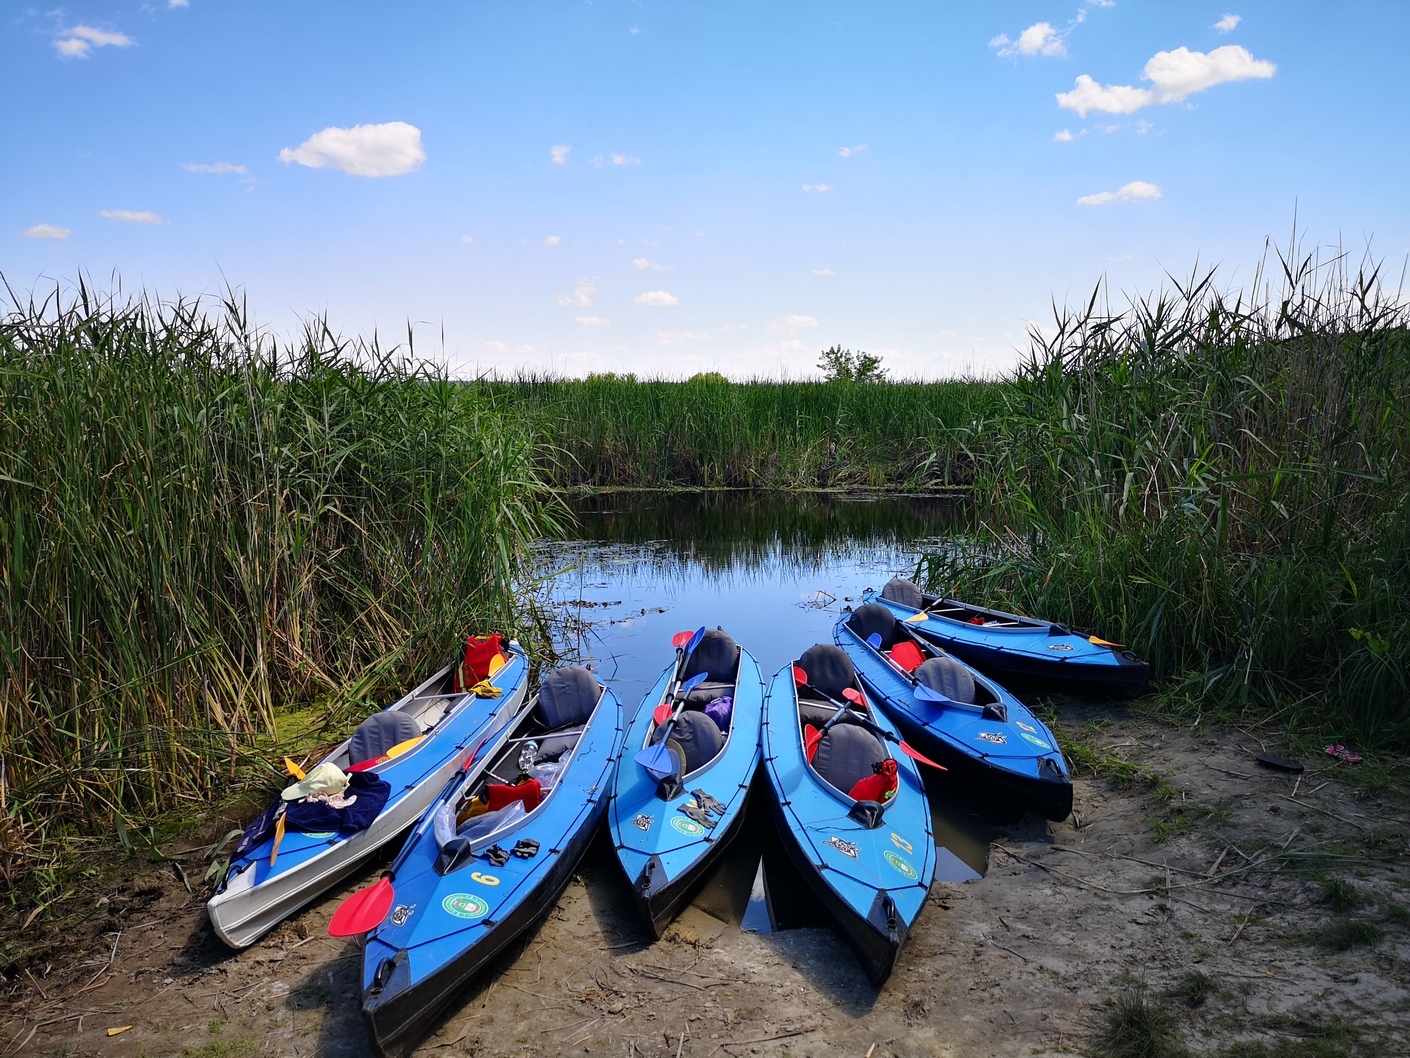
[359,665,625,1057]
[209,641,530,949]
[835,603,1073,821]
[761,645,936,986]
[610,628,764,937]
[872,578,1149,698]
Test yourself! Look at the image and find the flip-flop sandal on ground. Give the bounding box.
[1324,743,1363,764]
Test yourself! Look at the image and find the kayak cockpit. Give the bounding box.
[643,628,741,792]
[879,577,1048,632]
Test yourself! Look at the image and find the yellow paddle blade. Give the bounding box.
[383,735,424,761]
[284,757,306,780]
[270,814,286,867]
[903,612,929,623]
[1089,635,1126,649]
[487,653,507,676]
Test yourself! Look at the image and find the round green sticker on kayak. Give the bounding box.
[442,893,490,920]
[1020,731,1051,750]
[671,816,705,837]
[884,850,917,880]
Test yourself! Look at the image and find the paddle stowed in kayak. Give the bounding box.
[207,636,528,950]
[610,627,765,937]
[835,603,1074,822]
[356,665,626,1058]
[871,577,1150,699]
[760,645,936,987]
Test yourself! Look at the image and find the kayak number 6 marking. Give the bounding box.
[470,871,500,886]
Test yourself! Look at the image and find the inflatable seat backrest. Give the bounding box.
[812,723,886,797]
[915,656,976,704]
[654,710,725,774]
[879,577,925,610]
[796,644,856,702]
[538,666,602,730]
[349,709,422,765]
[682,628,741,683]
[847,603,903,650]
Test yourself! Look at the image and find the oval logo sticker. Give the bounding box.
[1020,731,1051,750]
[884,850,918,880]
[671,816,705,837]
[442,893,490,920]
[1016,721,1037,734]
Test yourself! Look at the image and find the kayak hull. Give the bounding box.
[208,649,529,949]
[610,646,765,939]
[834,617,1073,822]
[760,662,935,987]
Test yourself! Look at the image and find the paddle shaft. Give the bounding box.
[797,676,946,770]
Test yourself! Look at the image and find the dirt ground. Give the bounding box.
[5,703,1409,1058]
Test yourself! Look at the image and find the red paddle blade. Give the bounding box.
[890,640,925,673]
[898,742,947,770]
[328,876,395,937]
[842,687,867,707]
[671,630,694,648]
[803,724,822,762]
[792,666,808,686]
[652,702,673,725]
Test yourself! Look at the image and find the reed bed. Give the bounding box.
[477,373,1001,490]
[0,283,557,858]
[919,247,1410,739]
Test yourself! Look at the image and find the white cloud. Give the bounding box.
[575,316,611,327]
[1054,129,1075,142]
[55,24,134,58]
[633,257,667,270]
[655,331,710,347]
[182,162,246,174]
[635,290,679,306]
[939,329,958,337]
[1214,14,1241,33]
[278,122,424,177]
[556,280,597,307]
[550,144,571,164]
[1057,45,1275,116]
[766,314,819,336]
[544,235,562,246]
[992,21,1065,58]
[24,224,70,239]
[838,144,868,157]
[802,183,833,193]
[812,269,836,277]
[1076,180,1163,206]
[611,153,640,165]
[460,235,475,245]
[99,209,167,225]
[169,0,189,7]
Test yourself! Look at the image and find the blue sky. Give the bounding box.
[4,2,1408,379]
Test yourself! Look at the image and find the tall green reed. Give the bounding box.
[919,245,1410,738]
[0,281,557,852]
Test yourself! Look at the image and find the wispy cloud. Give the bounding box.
[24,224,70,239]
[99,209,168,225]
[611,153,640,165]
[550,144,571,164]
[1054,128,1077,142]
[1214,14,1241,33]
[544,235,562,246]
[169,0,189,7]
[635,290,679,306]
[556,280,597,307]
[575,316,611,327]
[278,122,424,177]
[766,315,819,336]
[633,257,668,270]
[802,183,833,193]
[812,268,836,277]
[182,162,246,174]
[1076,180,1163,206]
[460,235,475,245]
[55,25,134,59]
[655,331,710,347]
[838,144,868,157]
[991,21,1067,58]
[1057,45,1275,117]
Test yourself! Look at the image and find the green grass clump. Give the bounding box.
[1167,970,1218,1008]
[919,243,1410,744]
[1317,918,1382,950]
[1317,875,1362,911]
[0,283,557,860]
[1095,988,1188,1058]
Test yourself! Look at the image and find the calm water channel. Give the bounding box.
[537,491,992,928]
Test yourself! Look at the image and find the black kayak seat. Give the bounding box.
[683,628,741,683]
[797,644,856,701]
[915,656,976,704]
[652,710,725,774]
[880,577,925,610]
[349,709,421,765]
[847,603,904,650]
[538,666,602,730]
[812,722,886,797]
[798,701,867,730]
